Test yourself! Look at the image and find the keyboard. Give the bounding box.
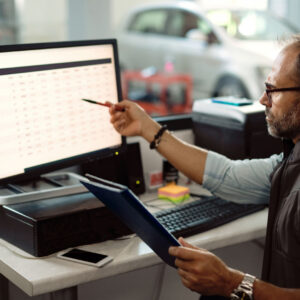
[154,196,266,238]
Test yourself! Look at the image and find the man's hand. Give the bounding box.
[169,237,244,297]
[108,100,158,138]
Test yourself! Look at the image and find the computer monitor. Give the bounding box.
[0,39,125,184]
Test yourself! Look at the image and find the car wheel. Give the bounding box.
[213,77,249,98]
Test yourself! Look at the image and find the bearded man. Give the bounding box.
[109,35,300,299]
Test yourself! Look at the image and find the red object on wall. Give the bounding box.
[122,71,193,116]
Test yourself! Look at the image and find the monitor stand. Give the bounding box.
[0,172,87,205]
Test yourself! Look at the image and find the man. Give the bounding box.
[109,35,300,299]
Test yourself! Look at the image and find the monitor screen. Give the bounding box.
[0,39,125,184]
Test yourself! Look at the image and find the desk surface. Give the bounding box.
[0,189,268,297]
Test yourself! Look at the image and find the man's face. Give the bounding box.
[259,46,300,142]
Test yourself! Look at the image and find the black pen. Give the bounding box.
[81,98,125,112]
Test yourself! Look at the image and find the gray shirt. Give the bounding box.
[202,151,283,204]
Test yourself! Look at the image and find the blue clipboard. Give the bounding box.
[80,174,180,268]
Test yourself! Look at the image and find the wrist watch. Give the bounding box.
[230,273,256,300]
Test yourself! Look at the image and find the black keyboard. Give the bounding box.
[154,196,266,238]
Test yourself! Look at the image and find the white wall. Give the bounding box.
[15,0,67,43]
[268,0,300,29]
[15,0,112,43]
[67,0,111,40]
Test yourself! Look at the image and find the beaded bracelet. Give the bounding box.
[149,125,168,149]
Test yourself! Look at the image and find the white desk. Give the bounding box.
[0,191,268,300]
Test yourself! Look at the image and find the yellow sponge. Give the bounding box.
[158,182,189,203]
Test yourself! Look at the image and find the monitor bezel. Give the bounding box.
[0,39,126,185]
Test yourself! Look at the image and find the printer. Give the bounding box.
[192,98,282,159]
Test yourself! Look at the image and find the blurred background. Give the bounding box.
[2,0,299,116]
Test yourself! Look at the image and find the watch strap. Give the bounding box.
[230,273,256,300]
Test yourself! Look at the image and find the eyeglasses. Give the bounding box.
[265,86,300,105]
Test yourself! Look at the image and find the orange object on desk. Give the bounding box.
[158,182,190,203]
[122,70,193,116]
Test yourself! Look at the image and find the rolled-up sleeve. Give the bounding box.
[203,151,283,204]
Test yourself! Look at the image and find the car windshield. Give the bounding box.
[206,9,297,40]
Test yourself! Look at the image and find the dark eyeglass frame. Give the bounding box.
[266,86,300,105]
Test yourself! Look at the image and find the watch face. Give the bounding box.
[235,291,251,300]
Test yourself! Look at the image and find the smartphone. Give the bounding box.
[57,248,113,267]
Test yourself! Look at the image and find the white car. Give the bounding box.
[205,7,298,61]
[117,1,297,101]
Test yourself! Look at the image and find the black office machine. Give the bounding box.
[192,98,282,159]
[0,186,132,257]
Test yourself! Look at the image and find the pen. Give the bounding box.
[81,98,125,112]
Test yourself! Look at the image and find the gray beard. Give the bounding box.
[266,103,300,140]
